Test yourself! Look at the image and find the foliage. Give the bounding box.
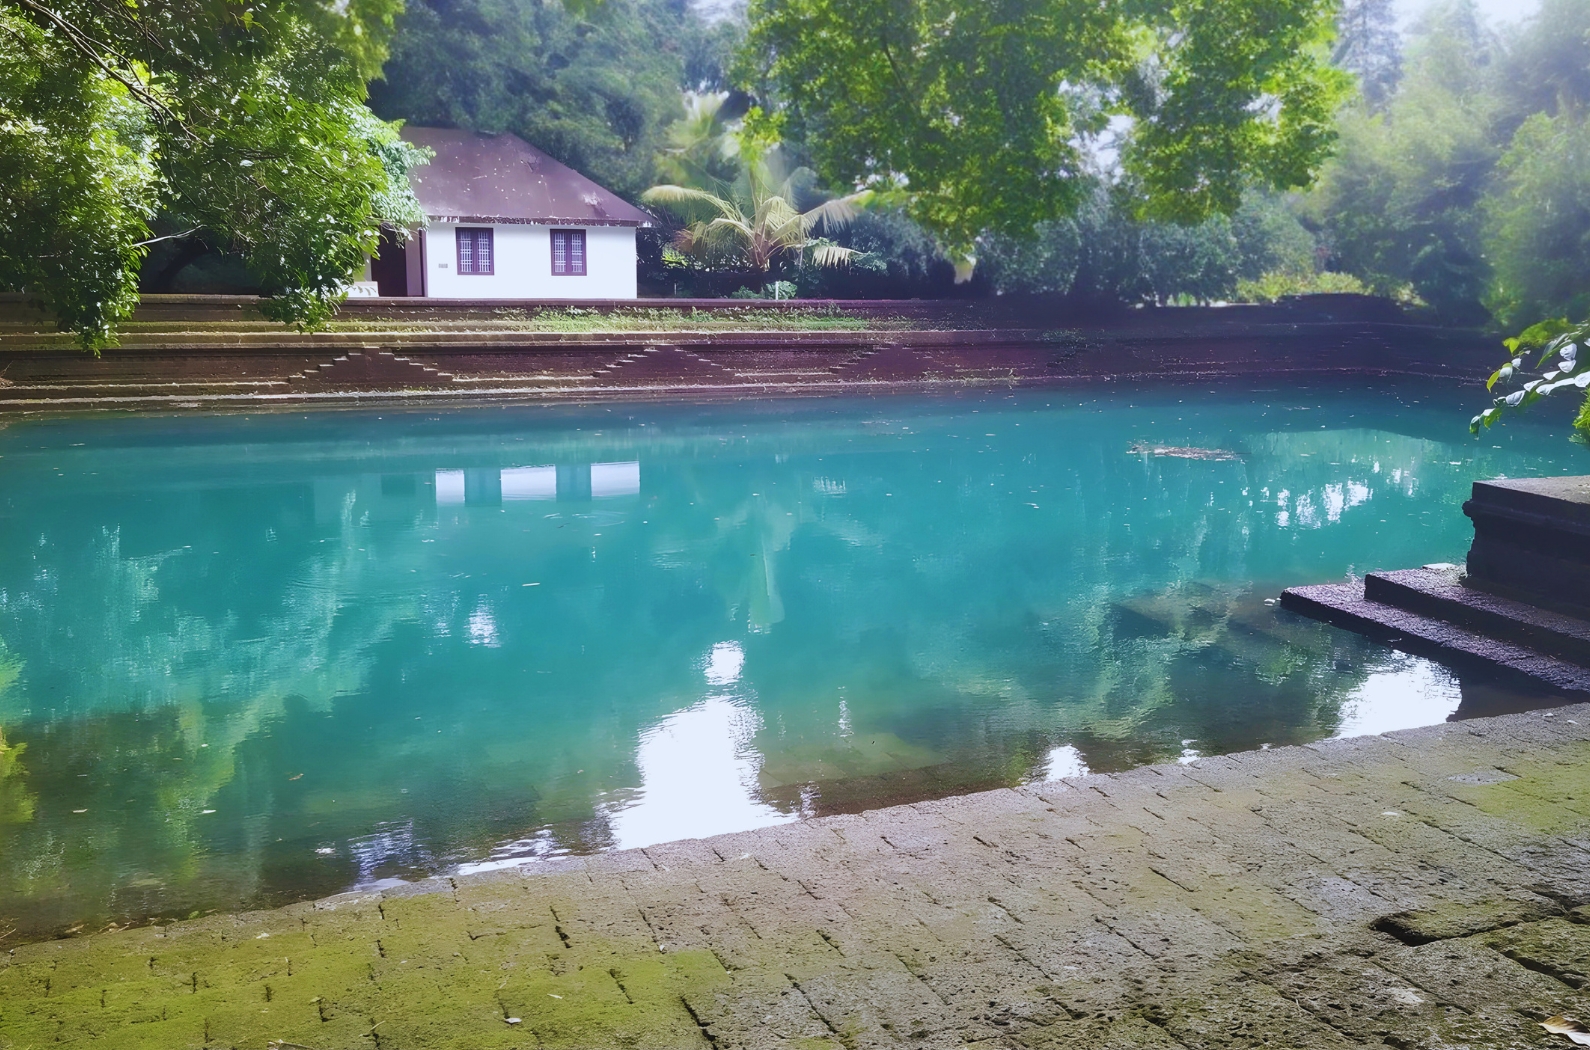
[643,146,867,286]
[0,0,426,347]
[1490,0,1590,132]
[1482,112,1590,331]
[1471,318,1590,434]
[740,0,1350,252]
[0,13,156,348]
[791,207,960,299]
[1234,269,1368,303]
[1334,0,1402,109]
[370,0,735,200]
[1309,0,1590,329]
[653,91,747,192]
[1307,1,1499,323]
[977,189,1323,306]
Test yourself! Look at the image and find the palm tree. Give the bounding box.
[654,92,744,194]
[643,140,869,290]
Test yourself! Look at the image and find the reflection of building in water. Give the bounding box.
[436,470,465,505]
[432,461,640,505]
[591,461,641,498]
[501,466,556,501]
[316,473,447,523]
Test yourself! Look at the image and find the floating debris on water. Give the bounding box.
[1128,443,1243,461]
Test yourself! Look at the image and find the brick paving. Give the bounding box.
[4,704,1590,1049]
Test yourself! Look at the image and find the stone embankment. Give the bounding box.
[0,293,1494,409]
[4,704,1590,1048]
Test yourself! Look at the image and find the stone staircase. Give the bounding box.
[290,349,454,387]
[588,345,734,383]
[1282,477,1590,697]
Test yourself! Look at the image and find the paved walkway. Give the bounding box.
[4,705,1590,1050]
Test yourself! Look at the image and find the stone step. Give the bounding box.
[1365,565,1590,664]
[1463,476,1590,612]
[291,350,454,386]
[1279,581,1590,698]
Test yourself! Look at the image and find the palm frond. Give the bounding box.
[642,184,742,224]
[808,243,861,269]
[801,191,872,235]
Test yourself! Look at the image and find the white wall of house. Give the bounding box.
[418,222,637,299]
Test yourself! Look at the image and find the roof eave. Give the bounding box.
[425,214,653,229]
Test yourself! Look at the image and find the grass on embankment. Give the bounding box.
[0,306,933,350]
[392,306,899,333]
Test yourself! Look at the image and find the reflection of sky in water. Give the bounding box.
[1040,744,1089,780]
[607,695,794,850]
[0,384,1586,936]
[609,640,795,850]
[1333,657,1463,738]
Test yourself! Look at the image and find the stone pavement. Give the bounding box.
[4,705,1590,1050]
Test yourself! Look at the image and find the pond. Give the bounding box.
[0,382,1585,940]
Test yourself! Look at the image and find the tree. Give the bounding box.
[0,0,427,348]
[1483,111,1590,330]
[977,189,1322,306]
[370,0,734,200]
[791,206,960,299]
[1492,0,1590,132]
[1335,0,1402,109]
[1308,1,1499,321]
[653,91,749,193]
[740,0,1349,253]
[643,148,866,287]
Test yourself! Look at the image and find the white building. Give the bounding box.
[369,127,653,299]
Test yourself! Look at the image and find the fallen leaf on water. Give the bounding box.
[1542,1016,1590,1045]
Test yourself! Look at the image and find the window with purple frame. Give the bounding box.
[456,228,494,275]
[551,229,586,276]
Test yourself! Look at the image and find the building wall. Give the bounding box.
[419,223,637,299]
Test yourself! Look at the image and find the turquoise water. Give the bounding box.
[0,383,1584,939]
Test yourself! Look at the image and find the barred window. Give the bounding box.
[456,228,494,275]
[551,229,587,276]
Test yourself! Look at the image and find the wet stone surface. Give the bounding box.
[4,705,1590,1049]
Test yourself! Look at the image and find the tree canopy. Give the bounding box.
[740,0,1349,251]
[1307,0,1590,328]
[369,0,738,200]
[1334,0,1401,110]
[0,0,429,347]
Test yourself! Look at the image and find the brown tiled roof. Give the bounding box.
[400,127,654,228]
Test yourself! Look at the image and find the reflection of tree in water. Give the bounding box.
[0,475,435,937]
[0,642,34,832]
[1066,582,1380,770]
[734,422,1479,812]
